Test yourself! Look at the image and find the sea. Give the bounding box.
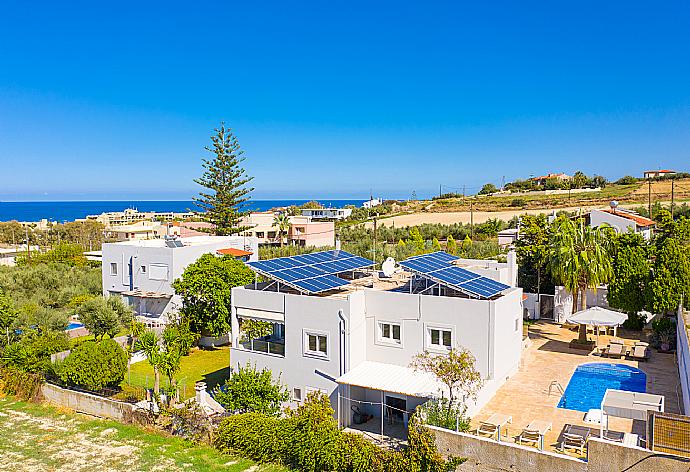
[0,200,367,223]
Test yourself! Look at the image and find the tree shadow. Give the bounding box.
[200,365,232,392]
[537,339,593,356]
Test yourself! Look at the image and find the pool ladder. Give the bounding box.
[549,380,565,396]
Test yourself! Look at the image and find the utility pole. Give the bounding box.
[648,177,652,218]
[24,226,30,259]
[439,184,442,199]
[470,200,474,239]
[671,178,675,219]
[373,214,378,267]
[462,185,466,202]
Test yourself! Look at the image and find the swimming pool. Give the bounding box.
[66,322,84,330]
[557,363,646,412]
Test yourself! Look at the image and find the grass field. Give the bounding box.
[125,346,231,400]
[0,398,285,472]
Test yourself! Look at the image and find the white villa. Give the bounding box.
[230,250,522,432]
[102,235,258,328]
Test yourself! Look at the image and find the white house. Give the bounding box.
[300,208,353,220]
[589,208,655,240]
[230,250,522,433]
[102,235,258,328]
[363,198,383,209]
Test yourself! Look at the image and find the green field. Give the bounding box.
[0,398,286,472]
[125,346,231,400]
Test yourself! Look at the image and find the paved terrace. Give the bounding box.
[471,321,682,459]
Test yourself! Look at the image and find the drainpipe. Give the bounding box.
[338,310,347,376]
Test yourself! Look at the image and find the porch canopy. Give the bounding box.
[336,361,446,398]
[600,389,665,434]
[120,289,172,299]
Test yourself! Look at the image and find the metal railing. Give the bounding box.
[241,338,285,357]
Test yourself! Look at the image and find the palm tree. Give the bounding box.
[273,213,290,247]
[549,216,612,342]
[138,330,163,395]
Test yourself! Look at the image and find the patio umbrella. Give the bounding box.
[566,307,628,347]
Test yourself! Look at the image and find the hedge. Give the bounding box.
[214,392,462,472]
[57,339,127,390]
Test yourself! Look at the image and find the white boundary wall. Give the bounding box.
[676,307,690,414]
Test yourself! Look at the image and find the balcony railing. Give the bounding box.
[241,338,285,357]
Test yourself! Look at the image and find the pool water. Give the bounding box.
[557,363,646,412]
[66,322,84,330]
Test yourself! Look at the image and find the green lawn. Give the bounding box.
[0,398,286,472]
[125,346,231,400]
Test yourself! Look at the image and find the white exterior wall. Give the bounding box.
[102,236,258,325]
[590,209,651,240]
[231,284,523,419]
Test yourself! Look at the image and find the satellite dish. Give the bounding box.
[381,257,396,277]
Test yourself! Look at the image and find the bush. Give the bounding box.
[214,392,461,472]
[58,339,127,390]
[510,197,526,207]
[0,331,69,374]
[615,175,638,185]
[213,362,289,416]
[0,366,43,400]
[650,317,677,350]
[419,398,471,432]
[622,313,646,330]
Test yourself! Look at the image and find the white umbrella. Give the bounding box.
[567,306,628,347]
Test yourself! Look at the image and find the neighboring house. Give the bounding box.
[108,222,159,241]
[497,228,519,248]
[0,245,39,266]
[301,208,353,220]
[230,250,522,432]
[79,208,193,227]
[589,208,655,240]
[102,235,259,327]
[240,212,335,247]
[363,198,383,209]
[529,173,571,186]
[643,169,676,179]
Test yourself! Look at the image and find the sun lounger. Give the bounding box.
[629,342,651,361]
[606,341,626,358]
[517,420,552,450]
[476,413,512,441]
[560,424,591,455]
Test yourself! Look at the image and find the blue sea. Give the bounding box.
[0,200,366,223]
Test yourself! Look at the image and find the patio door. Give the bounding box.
[385,395,406,424]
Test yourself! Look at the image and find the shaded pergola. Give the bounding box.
[600,389,665,438]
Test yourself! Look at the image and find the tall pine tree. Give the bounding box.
[194,123,254,235]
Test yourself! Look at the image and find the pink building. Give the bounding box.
[288,220,335,247]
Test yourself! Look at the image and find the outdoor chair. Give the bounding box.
[517,420,552,450]
[606,341,626,358]
[560,425,591,455]
[476,413,512,441]
[629,342,651,361]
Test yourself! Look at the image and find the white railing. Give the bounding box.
[676,307,690,414]
[241,338,285,357]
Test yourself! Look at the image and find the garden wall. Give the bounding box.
[431,426,690,472]
[41,383,142,423]
[677,307,690,415]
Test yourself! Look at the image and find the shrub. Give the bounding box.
[615,175,638,185]
[419,398,471,432]
[214,392,461,472]
[650,316,677,350]
[58,339,127,390]
[622,313,646,330]
[0,366,43,400]
[213,362,289,416]
[0,331,69,374]
[510,197,526,207]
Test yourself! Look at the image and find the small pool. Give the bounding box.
[66,322,84,331]
[558,363,646,412]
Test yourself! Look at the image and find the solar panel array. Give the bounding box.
[247,250,374,294]
[399,251,510,299]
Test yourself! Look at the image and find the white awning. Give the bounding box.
[336,361,447,398]
[236,307,284,323]
[601,389,664,421]
[567,306,628,327]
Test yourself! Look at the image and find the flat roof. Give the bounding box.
[108,235,244,248]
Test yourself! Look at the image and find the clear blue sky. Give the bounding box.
[1,1,689,201]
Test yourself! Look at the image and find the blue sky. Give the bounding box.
[1,1,689,201]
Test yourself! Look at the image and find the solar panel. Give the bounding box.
[399,251,510,299]
[246,250,374,294]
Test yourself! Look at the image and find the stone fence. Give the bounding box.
[430,426,690,472]
[41,383,147,424]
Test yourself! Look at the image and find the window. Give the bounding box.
[427,326,453,350]
[141,265,147,274]
[304,330,328,358]
[149,264,169,281]
[110,262,118,276]
[292,387,303,402]
[377,321,402,345]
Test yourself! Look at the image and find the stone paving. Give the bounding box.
[470,321,682,458]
